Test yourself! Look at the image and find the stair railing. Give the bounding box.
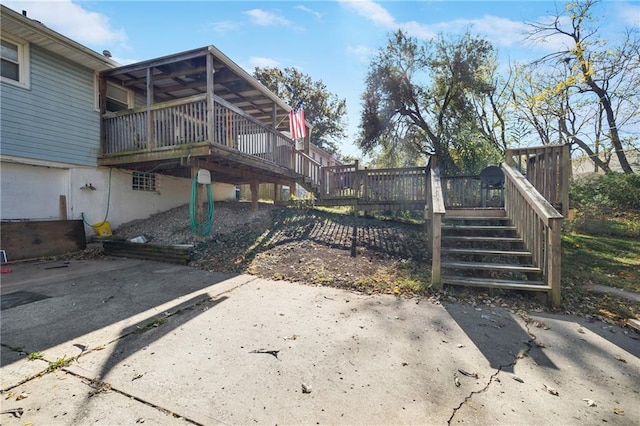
[502,164,563,306]
[425,159,446,289]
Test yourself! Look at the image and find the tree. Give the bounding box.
[358,29,506,174]
[525,0,639,173]
[253,67,347,155]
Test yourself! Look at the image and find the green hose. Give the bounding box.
[81,168,112,227]
[189,169,214,236]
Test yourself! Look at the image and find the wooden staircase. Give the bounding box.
[440,208,550,293]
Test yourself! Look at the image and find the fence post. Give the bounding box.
[548,218,562,307]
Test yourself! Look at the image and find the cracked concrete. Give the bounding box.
[1,258,639,425]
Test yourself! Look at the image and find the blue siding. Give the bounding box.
[1,44,100,166]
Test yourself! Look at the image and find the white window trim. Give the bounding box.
[95,74,134,112]
[0,33,30,89]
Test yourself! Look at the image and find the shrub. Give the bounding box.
[571,173,640,212]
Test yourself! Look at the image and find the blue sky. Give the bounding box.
[4,0,638,158]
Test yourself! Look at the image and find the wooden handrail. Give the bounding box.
[503,164,562,306]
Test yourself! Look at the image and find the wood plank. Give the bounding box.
[0,220,86,260]
[441,248,532,257]
[441,276,549,291]
[441,262,540,273]
[442,236,523,242]
[442,225,516,231]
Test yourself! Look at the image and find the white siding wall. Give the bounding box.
[1,159,236,236]
[0,161,69,220]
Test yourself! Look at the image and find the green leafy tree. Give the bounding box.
[525,0,639,173]
[358,29,505,174]
[253,67,347,155]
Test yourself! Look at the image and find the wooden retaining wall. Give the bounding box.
[102,240,192,264]
[0,220,86,261]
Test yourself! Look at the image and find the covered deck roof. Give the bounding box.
[100,46,300,133]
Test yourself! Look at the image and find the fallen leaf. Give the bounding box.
[543,384,559,396]
[16,392,29,401]
[612,407,624,415]
[457,369,479,379]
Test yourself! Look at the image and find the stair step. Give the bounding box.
[441,261,540,273]
[442,225,516,231]
[441,248,532,257]
[442,236,523,243]
[445,208,506,218]
[441,276,549,291]
[445,216,510,222]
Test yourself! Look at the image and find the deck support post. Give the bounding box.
[250,180,259,212]
[274,183,281,205]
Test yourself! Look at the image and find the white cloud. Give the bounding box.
[617,2,640,26]
[244,9,292,27]
[210,20,241,33]
[346,44,375,63]
[295,5,323,20]
[3,0,127,47]
[339,0,435,39]
[249,56,280,68]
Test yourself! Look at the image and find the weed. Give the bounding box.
[47,356,72,372]
[27,352,43,361]
[136,317,168,333]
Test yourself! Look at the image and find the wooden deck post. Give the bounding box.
[431,212,443,289]
[560,144,570,217]
[206,53,215,143]
[548,218,562,307]
[250,180,259,212]
[146,67,155,148]
[274,183,281,204]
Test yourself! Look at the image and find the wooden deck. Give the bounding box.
[97,46,317,193]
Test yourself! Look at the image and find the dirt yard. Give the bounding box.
[110,201,639,322]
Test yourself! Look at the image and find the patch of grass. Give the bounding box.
[354,261,431,295]
[47,356,73,372]
[562,233,640,293]
[136,317,168,333]
[27,352,44,361]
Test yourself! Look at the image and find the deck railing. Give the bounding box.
[319,164,360,198]
[103,94,295,170]
[294,150,322,188]
[425,162,445,288]
[503,164,563,305]
[317,164,428,202]
[505,144,570,216]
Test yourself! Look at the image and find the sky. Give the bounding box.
[4,0,639,158]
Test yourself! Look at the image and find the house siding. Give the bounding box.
[0,44,100,166]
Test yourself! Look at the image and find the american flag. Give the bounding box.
[289,104,306,140]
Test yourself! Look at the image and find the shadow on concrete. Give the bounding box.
[531,311,640,358]
[0,259,235,368]
[444,303,558,372]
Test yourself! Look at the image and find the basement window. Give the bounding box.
[132,172,157,192]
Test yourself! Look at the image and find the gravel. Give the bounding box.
[113,201,278,245]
